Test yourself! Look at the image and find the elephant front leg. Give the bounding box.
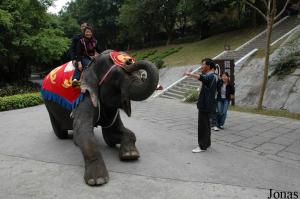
[119,128,140,161]
[75,134,109,186]
[101,113,140,161]
[73,97,109,186]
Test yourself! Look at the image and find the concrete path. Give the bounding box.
[0,98,299,199]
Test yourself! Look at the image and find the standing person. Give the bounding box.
[184,58,217,153]
[216,72,235,129]
[72,26,100,86]
[211,65,220,131]
[69,22,89,65]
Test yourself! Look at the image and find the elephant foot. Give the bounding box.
[119,144,140,161]
[84,160,109,186]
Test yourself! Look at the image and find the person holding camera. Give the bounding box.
[184,58,217,153]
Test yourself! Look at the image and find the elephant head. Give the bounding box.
[80,50,159,116]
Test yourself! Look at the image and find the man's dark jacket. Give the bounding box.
[197,72,217,113]
[69,34,82,61]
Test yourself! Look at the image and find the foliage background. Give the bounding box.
[0,0,293,84]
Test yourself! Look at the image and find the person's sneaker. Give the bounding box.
[219,126,224,129]
[192,146,206,153]
[72,79,80,87]
[213,126,220,131]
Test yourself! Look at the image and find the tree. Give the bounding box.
[118,0,162,48]
[0,0,69,83]
[160,0,180,45]
[176,0,192,37]
[243,0,290,110]
[118,0,146,48]
[60,0,124,49]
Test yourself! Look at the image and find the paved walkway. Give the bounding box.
[0,98,299,199]
[133,99,300,166]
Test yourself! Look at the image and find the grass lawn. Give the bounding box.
[132,26,264,67]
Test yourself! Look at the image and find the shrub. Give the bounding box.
[0,82,40,97]
[133,50,158,61]
[147,47,182,69]
[132,47,182,69]
[272,55,298,77]
[271,35,300,78]
[153,59,165,69]
[0,92,43,111]
[184,89,199,103]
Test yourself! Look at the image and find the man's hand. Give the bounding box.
[184,72,194,77]
[72,60,76,66]
[183,71,200,80]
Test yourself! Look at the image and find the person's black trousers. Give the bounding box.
[72,67,81,80]
[198,111,211,150]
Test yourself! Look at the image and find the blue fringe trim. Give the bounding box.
[41,89,85,110]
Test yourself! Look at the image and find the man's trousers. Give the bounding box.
[198,111,211,150]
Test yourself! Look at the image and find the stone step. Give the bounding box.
[159,94,177,100]
[161,92,185,99]
[180,81,201,87]
[172,85,198,92]
[177,83,200,90]
[182,78,201,84]
[180,82,200,87]
[168,88,187,96]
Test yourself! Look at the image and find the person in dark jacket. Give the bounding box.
[72,26,100,86]
[69,22,89,64]
[216,72,234,129]
[184,58,217,153]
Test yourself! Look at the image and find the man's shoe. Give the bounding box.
[72,79,80,87]
[219,126,224,129]
[213,126,220,131]
[192,147,206,153]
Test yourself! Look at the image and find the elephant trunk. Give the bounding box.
[123,60,159,101]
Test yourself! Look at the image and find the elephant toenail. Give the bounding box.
[124,152,130,156]
[131,151,139,156]
[88,179,96,185]
[104,177,109,183]
[96,178,105,185]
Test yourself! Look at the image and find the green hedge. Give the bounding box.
[132,47,182,69]
[0,92,44,111]
[0,82,40,97]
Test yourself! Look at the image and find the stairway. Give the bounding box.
[218,16,300,61]
[158,15,300,100]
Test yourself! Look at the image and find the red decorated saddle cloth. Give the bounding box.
[41,61,84,110]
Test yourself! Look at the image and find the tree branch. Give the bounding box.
[244,0,267,20]
[272,0,277,16]
[258,0,268,8]
[268,0,272,14]
[275,0,290,21]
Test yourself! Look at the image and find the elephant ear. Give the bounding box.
[80,62,99,107]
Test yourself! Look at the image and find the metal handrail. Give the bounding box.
[153,51,226,98]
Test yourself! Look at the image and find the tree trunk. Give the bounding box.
[252,12,257,27]
[257,16,274,110]
[166,33,171,46]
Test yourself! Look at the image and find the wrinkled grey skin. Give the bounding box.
[44,50,159,186]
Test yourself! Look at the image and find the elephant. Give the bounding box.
[42,50,159,186]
